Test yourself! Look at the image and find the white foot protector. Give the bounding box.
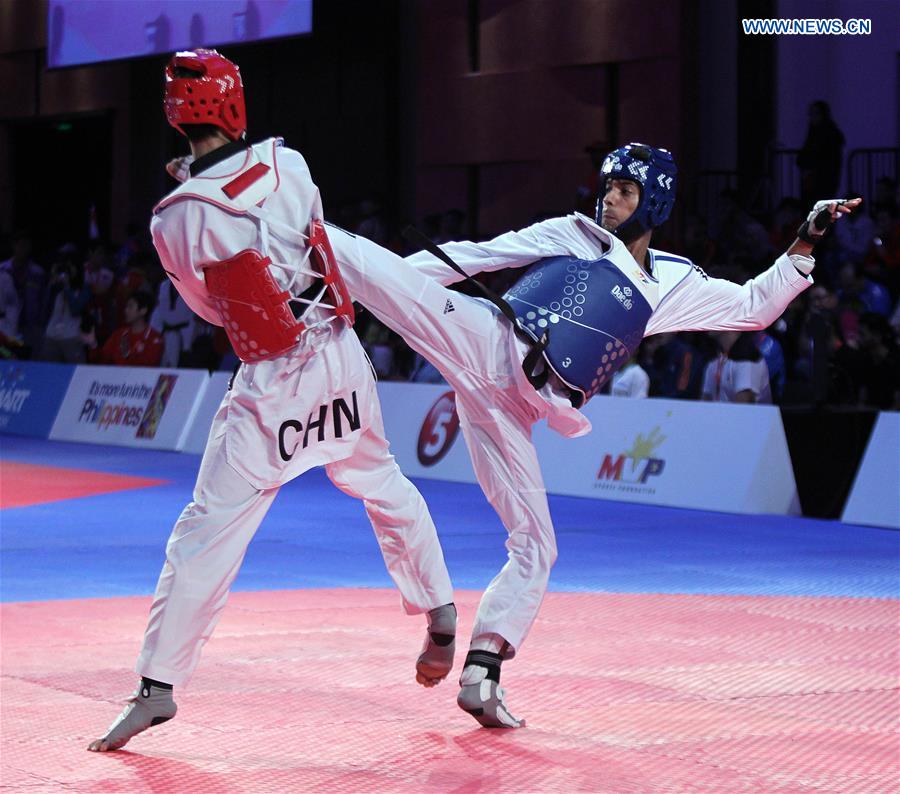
[87,682,177,752]
[457,665,525,728]
[416,603,456,687]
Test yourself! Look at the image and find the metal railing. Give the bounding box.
[846,148,898,200]
[671,147,897,240]
[691,170,737,232]
[768,147,801,209]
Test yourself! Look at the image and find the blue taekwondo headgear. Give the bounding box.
[596,143,677,244]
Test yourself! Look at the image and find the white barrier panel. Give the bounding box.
[181,371,233,454]
[842,412,900,529]
[535,396,800,514]
[376,382,475,482]
[375,384,799,515]
[49,365,209,451]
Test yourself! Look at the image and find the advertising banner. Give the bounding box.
[0,361,75,439]
[534,396,800,514]
[842,412,900,529]
[49,365,208,450]
[376,384,799,515]
[376,382,475,482]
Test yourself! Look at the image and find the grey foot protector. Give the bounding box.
[416,603,457,685]
[457,677,525,728]
[89,683,177,751]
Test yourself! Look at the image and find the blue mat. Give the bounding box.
[1,436,897,602]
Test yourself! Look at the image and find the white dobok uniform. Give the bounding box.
[150,280,195,368]
[142,138,452,686]
[611,362,650,398]
[325,213,813,657]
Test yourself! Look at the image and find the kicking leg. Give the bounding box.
[331,229,554,721]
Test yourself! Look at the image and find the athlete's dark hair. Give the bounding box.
[129,290,156,318]
[728,332,762,363]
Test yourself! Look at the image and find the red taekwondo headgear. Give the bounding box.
[164,49,246,141]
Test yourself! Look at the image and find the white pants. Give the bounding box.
[136,396,453,687]
[332,231,559,658]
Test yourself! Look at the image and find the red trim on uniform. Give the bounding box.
[269,139,281,194]
[221,162,271,199]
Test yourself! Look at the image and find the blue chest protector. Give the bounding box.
[503,256,652,401]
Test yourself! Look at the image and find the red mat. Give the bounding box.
[1,589,897,793]
[0,461,166,508]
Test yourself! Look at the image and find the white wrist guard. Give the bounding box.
[788,253,815,276]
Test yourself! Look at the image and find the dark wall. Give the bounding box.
[413,0,692,238]
[0,1,403,248]
[1,0,696,248]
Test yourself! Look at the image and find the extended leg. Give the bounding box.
[330,229,556,723]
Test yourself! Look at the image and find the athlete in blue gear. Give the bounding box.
[321,143,861,729]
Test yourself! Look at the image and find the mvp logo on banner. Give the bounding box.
[596,426,666,492]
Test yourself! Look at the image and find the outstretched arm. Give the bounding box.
[403,218,571,286]
[647,198,862,335]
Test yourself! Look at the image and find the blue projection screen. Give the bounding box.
[48,0,313,68]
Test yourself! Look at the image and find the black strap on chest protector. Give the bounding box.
[402,225,551,391]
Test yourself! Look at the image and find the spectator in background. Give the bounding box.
[408,352,446,384]
[420,213,442,244]
[356,198,389,248]
[83,239,115,293]
[681,213,716,269]
[830,191,875,263]
[768,198,806,253]
[610,353,650,398]
[702,331,771,404]
[83,240,117,345]
[867,208,900,288]
[115,222,147,274]
[41,250,90,363]
[846,313,900,409]
[114,251,156,327]
[838,261,892,317]
[88,291,162,367]
[361,317,396,379]
[0,230,46,353]
[797,100,845,206]
[0,267,20,341]
[575,139,608,216]
[793,310,856,405]
[434,209,466,244]
[715,189,772,268]
[871,176,898,219]
[652,332,708,399]
[755,327,786,403]
[151,278,195,368]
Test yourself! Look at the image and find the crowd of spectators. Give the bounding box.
[604,173,899,410]
[2,167,898,410]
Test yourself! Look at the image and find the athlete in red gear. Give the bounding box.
[88,51,456,752]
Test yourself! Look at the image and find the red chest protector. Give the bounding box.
[204,220,354,361]
[154,139,354,363]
